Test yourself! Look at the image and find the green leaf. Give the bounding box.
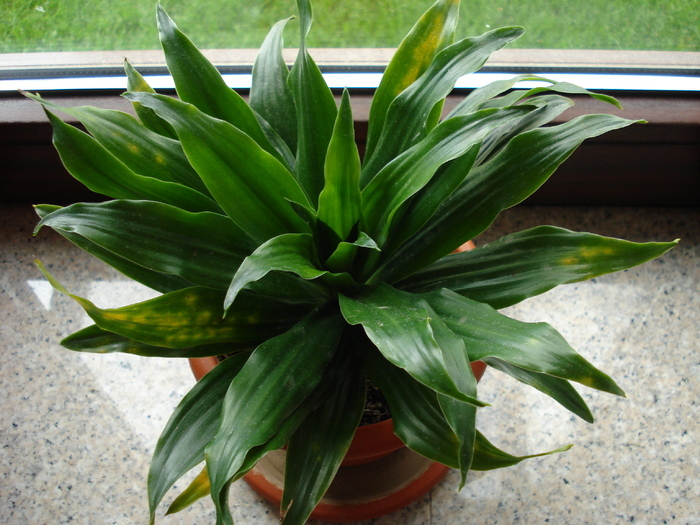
[474,96,574,165]
[254,112,297,173]
[36,262,305,348]
[361,26,524,184]
[448,76,620,120]
[205,306,343,524]
[247,270,332,306]
[61,324,248,358]
[250,17,298,153]
[447,74,554,117]
[34,204,191,294]
[281,348,365,525]
[430,312,478,487]
[166,357,333,519]
[26,92,210,196]
[483,358,594,423]
[325,231,380,274]
[288,0,338,205]
[317,89,362,241]
[423,288,626,396]
[375,114,640,283]
[382,143,480,256]
[224,233,342,312]
[124,59,178,139]
[123,92,311,243]
[40,108,222,214]
[363,345,568,472]
[232,384,330,481]
[33,203,61,219]
[365,0,460,162]
[520,81,622,109]
[156,5,282,162]
[361,343,461,468]
[148,351,250,524]
[339,284,487,406]
[471,432,573,471]
[400,226,679,309]
[167,380,332,519]
[36,200,257,291]
[361,107,531,248]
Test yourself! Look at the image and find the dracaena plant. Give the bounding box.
[28,0,676,523]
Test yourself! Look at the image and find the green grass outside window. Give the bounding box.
[3,0,699,53]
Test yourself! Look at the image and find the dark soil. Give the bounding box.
[360,378,391,426]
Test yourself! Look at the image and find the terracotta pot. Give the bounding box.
[188,357,486,522]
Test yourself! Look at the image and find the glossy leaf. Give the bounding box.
[232,380,331,481]
[156,5,281,162]
[26,92,209,195]
[520,81,622,109]
[61,324,248,358]
[483,358,594,423]
[374,114,639,283]
[35,204,190,294]
[66,105,211,196]
[124,59,178,139]
[430,312,478,486]
[250,17,297,152]
[400,226,679,309]
[247,270,332,306]
[361,26,524,184]
[224,233,347,312]
[288,0,338,205]
[36,200,257,290]
[362,343,461,467]
[363,346,566,471]
[339,284,487,406]
[448,75,621,120]
[167,380,328,518]
[447,75,554,117]
[474,96,574,165]
[361,107,530,247]
[382,144,480,255]
[255,112,297,174]
[281,348,365,525]
[124,92,311,243]
[365,0,460,162]
[205,307,342,524]
[148,351,250,524]
[41,109,222,214]
[317,89,362,241]
[423,288,625,396]
[37,263,305,348]
[324,232,380,274]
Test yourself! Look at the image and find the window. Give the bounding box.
[1,0,699,92]
[1,0,699,205]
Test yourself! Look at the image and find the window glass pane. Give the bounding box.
[2,0,699,54]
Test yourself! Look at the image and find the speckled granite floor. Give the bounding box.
[2,204,698,524]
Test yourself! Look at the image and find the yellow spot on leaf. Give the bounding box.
[579,246,614,258]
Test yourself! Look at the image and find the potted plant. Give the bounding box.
[28,0,677,523]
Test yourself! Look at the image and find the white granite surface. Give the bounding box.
[1,204,698,524]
